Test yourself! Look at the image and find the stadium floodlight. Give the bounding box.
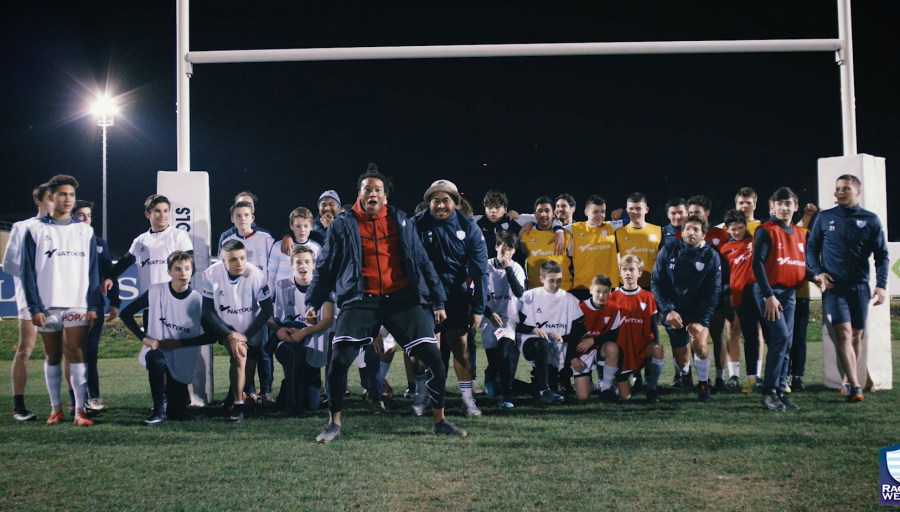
[91,94,118,240]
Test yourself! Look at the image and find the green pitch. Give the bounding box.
[0,312,898,511]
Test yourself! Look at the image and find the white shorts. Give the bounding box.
[36,308,90,332]
[13,276,32,320]
[573,350,597,377]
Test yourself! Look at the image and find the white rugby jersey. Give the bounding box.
[23,217,97,311]
[144,282,204,384]
[267,238,321,289]
[518,287,583,370]
[272,277,333,368]
[219,230,274,275]
[128,225,193,293]
[479,258,526,349]
[202,263,272,346]
[3,217,40,313]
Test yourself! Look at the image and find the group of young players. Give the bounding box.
[5,165,889,441]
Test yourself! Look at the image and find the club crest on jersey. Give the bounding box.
[639,302,647,310]
[401,220,406,227]
[695,261,705,271]
[649,234,657,242]
[501,222,509,229]
[856,220,867,228]
[579,233,584,238]
[604,317,610,323]
[711,238,720,245]
[140,247,146,252]
[829,220,836,231]
[456,230,466,240]
[798,243,805,253]
[97,246,103,254]
[44,235,52,241]
[601,230,607,237]
[536,308,543,313]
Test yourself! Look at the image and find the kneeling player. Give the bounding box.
[611,256,665,402]
[202,240,274,422]
[517,261,585,405]
[570,274,622,402]
[267,246,334,417]
[120,252,217,424]
[651,215,721,403]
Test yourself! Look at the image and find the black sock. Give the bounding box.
[13,395,25,411]
[68,389,76,406]
[407,381,415,392]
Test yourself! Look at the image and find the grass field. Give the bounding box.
[0,304,898,511]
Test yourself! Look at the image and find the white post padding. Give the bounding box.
[158,170,214,404]
[817,154,892,390]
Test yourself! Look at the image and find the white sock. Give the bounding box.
[756,360,763,377]
[728,361,740,377]
[647,357,665,389]
[694,355,710,383]
[747,374,757,380]
[716,369,725,381]
[459,380,473,401]
[681,363,691,376]
[601,365,618,391]
[44,362,62,412]
[69,363,88,413]
[234,400,244,405]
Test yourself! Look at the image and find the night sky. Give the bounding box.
[2,1,898,256]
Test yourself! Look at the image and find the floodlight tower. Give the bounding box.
[91,95,118,240]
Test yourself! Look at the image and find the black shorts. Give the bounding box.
[666,327,690,350]
[823,283,870,330]
[439,292,472,331]
[333,287,438,355]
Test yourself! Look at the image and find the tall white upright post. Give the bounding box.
[176,0,191,174]
[837,0,857,156]
[101,125,108,241]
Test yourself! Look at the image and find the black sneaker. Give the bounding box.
[761,388,786,411]
[432,418,467,436]
[13,409,36,422]
[228,404,244,423]
[681,369,694,394]
[600,388,622,404]
[777,390,799,411]
[713,377,727,394]
[143,411,167,426]
[646,388,660,403]
[372,400,386,414]
[697,381,712,404]
[790,376,805,392]
[669,375,682,388]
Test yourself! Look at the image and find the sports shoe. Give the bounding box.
[539,389,564,405]
[600,388,622,404]
[85,398,108,412]
[681,369,694,394]
[839,383,850,396]
[777,390,799,410]
[13,409,36,422]
[849,386,863,403]
[143,411,167,426]
[260,393,276,407]
[484,381,495,398]
[790,376,805,392]
[646,388,660,403]
[432,419,467,436]
[761,388,786,411]
[669,375,682,388]
[784,382,792,394]
[74,412,93,427]
[725,375,741,391]
[411,387,429,416]
[373,400,386,414]
[697,381,712,404]
[382,379,393,398]
[344,389,352,398]
[460,398,482,417]
[497,396,514,409]
[46,410,64,425]
[632,374,644,394]
[713,378,726,394]
[742,377,758,394]
[315,422,341,443]
[244,392,257,408]
[471,381,485,395]
[228,404,244,423]
[360,389,370,403]
[403,388,415,399]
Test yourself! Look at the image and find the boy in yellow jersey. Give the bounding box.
[615,192,662,290]
[569,195,620,300]
[521,197,574,290]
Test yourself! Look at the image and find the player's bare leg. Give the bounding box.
[228,340,248,421]
[11,319,37,420]
[725,315,743,389]
[446,327,480,416]
[690,327,713,403]
[709,311,727,391]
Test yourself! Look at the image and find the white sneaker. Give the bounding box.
[460,397,482,417]
[85,398,108,412]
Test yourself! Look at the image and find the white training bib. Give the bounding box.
[202,263,272,346]
[26,219,94,310]
[138,282,204,384]
[480,259,525,349]
[518,287,583,370]
[128,225,193,294]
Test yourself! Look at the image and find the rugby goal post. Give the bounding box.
[163,0,890,403]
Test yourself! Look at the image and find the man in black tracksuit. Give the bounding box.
[651,215,721,403]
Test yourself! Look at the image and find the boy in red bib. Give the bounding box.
[569,274,622,402]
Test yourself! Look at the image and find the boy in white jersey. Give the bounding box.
[20,175,100,427]
[267,207,322,287]
[120,252,217,425]
[202,240,274,422]
[4,183,54,421]
[517,261,585,405]
[104,194,193,295]
[220,200,276,403]
[479,230,526,408]
[267,246,334,417]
